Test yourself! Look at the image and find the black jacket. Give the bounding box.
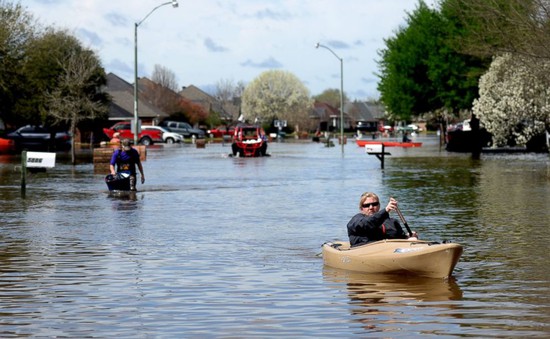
[347,209,408,247]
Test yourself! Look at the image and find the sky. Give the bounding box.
[21,0,427,100]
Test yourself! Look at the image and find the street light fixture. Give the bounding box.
[315,42,345,155]
[133,0,179,145]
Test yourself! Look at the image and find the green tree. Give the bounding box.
[441,0,550,61]
[0,1,36,126]
[377,1,488,120]
[19,28,85,125]
[241,70,312,131]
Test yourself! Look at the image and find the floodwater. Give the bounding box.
[0,136,548,338]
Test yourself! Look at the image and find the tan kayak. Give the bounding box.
[322,239,463,279]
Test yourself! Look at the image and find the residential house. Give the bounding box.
[345,101,386,135]
[137,77,186,121]
[179,85,236,123]
[104,73,168,125]
[310,101,352,133]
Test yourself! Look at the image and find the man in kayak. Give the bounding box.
[347,192,418,247]
[109,139,145,191]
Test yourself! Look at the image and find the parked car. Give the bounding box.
[207,125,235,138]
[141,125,183,144]
[103,122,163,146]
[159,121,205,138]
[4,125,71,152]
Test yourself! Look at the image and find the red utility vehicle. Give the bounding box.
[231,125,268,157]
[103,122,163,145]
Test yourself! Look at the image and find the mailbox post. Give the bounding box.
[20,151,56,194]
[365,144,391,169]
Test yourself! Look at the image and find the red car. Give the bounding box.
[103,122,163,145]
[207,125,235,138]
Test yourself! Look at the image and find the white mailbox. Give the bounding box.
[365,144,383,154]
[26,152,56,168]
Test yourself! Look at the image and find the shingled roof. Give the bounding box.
[105,73,167,121]
[179,85,235,121]
[345,101,386,122]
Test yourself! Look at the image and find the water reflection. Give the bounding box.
[107,191,141,210]
[323,266,463,304]
[323,267,463,333]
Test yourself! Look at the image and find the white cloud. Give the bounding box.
[204,38,229,53]
[22,0,419,99]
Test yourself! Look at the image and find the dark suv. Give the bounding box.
[159,121,205,138]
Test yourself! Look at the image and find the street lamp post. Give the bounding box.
[134,0,179,145]
[316,42,344,155]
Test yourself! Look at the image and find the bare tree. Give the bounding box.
[214,78,245,123]
[235,81,246,98]
[143,64,183,116]
[151,64,178,91]
[215,78,235,103]
[46,50,108,164]
[313,88,348,109]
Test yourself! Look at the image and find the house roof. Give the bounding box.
[105,73,168,120]
[345,101,386,122]
[179,85,235,120]
[310,102,340,120]
[179,85,211,101]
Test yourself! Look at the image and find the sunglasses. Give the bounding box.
[362,202,380,208]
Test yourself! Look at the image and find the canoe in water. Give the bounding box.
[356,139,422,147]
[322,239,463,279]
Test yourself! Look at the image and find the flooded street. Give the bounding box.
[0,136,549,338]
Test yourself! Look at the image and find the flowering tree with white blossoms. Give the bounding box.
[473,53,550,147]
[242,70,313,130]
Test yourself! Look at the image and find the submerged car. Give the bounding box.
[5,125,71,152]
